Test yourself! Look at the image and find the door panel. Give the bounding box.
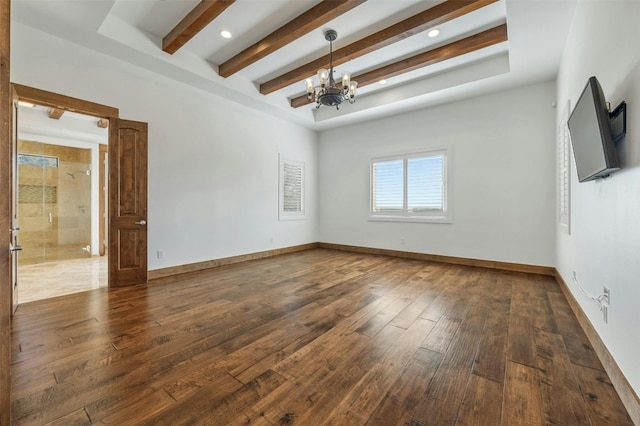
[99,145,108,256]
[109,119,147,286]
[1,0,11,421]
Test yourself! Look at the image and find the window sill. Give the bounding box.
[368,214,452,224]
[279,214,306,221]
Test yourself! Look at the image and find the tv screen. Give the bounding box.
[567,76,620,182]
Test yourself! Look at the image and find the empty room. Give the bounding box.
[1,0,639,425]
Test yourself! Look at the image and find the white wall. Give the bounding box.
[11,22,319,271]
[556,0,640,397]
[319,81,557,267]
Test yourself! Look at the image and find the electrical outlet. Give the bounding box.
[157,250,164,259]
[603,285,610,305]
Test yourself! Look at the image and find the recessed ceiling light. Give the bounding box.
[428,28,440,38]
[220,30,232,39]
[379,79,387,85]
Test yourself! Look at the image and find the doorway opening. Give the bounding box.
[11,83,148,312]
[16,103,109,303]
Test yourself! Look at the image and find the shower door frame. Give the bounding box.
[17,142,95,265]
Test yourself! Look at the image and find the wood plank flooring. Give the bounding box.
[10,248,633,425]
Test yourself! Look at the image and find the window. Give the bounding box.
[18,153,59,168]
[279,156,305,220]
[370,148,451,223]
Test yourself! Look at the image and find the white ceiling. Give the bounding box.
[18,104,109,145]
[11,0,577,131]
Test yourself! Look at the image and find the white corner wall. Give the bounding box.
[318,81,557,267]
[11,22,319,271]
[556,1,640,398]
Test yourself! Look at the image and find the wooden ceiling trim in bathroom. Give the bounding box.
[48,107,64,119]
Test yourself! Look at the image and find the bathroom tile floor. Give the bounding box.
[17,255,107,304]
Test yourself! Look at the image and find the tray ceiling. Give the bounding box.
[11,0,577,130]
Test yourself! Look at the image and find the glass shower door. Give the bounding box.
[56,158,92,260]
[17,141,92,265]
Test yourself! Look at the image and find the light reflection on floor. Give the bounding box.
[17,255,108,304]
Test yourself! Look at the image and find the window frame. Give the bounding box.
[369,148,452,223]
[279,155,305,221]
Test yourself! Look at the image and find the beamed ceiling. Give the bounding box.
[11,0,577,131]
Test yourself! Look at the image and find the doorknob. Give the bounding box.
[135,220,147,225]
[9,243,23,253]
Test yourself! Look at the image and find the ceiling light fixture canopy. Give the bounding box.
[305,29,357,110]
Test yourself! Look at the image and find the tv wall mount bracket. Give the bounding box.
[608,101,627,144]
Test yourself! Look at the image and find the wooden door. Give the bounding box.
[1,0,11,421]
[109,119,148,286]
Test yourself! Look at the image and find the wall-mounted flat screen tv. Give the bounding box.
[567,76,621,182]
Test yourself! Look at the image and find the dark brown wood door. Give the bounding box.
[109,119,148,287]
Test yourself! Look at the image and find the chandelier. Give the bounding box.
[305,29,357,109]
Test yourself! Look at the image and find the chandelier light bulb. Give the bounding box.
[349,81,358,98]
[341,72,351,90]
[318,69,329,87]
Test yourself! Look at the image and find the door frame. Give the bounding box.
[1,0,12,422]
[12,84,120,295]
[13,84,118,278]
[12,84,118,119]
[12,84,149,290]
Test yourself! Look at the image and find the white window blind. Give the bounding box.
[372,159,403,212]
[407,155,444,213]
[283,162,303,212]
[371,149,451,223]
[279,156,305,220]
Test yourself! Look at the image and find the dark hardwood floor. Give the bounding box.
[10,249,633,425]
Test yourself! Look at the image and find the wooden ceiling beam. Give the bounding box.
[219,0,367,78]
[48,108,64,119]
[261,0,497,95]
[163,0,236,55]
[290,24,508,108]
